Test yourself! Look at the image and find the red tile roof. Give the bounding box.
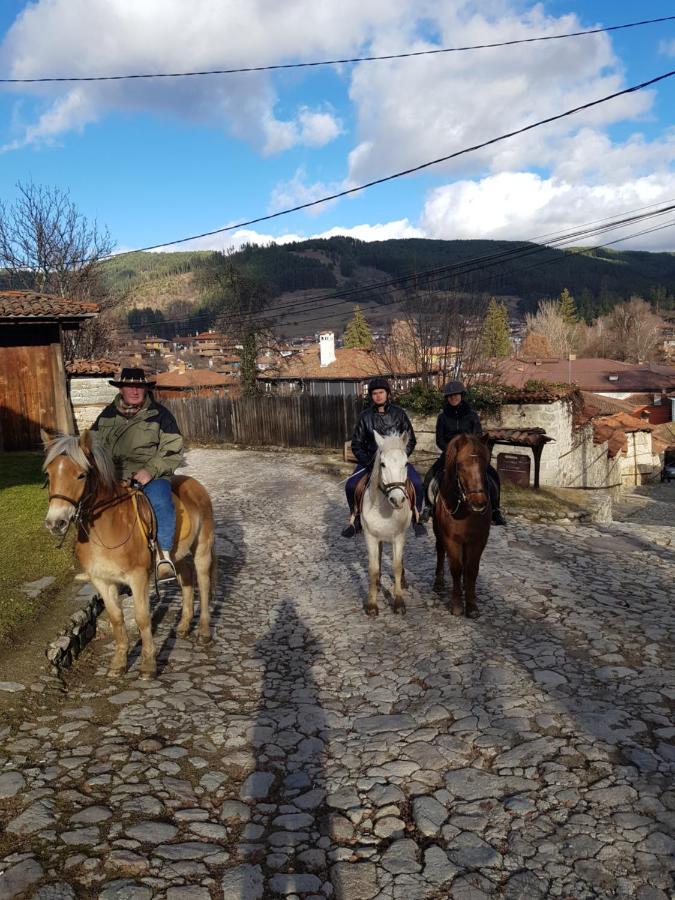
[265,345,418,380]
[153,370,237,389]
[66,358,119,376]
[496,357,675,393]
[0,290,99,319]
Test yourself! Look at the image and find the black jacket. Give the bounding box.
[351,401,416,467]
[436,401,482,452]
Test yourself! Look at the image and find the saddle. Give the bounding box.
[130,486,192,549]
[353,473,416,516]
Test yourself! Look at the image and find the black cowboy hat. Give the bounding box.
[109,367,156,389]
[367,376,391,395]
[443,380,466,395]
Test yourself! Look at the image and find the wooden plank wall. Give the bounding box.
[162,394,365,449]
[0,343,66,450]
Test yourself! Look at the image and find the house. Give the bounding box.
[142,335,171,356]
[258,331,437,397]
[0,290,99,449]
[194,330,230,358]
[153,369,239,399]
[496,357,675,400]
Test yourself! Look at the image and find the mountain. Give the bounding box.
[100,237,675,337]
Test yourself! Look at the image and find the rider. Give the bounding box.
[91,367,185,581]
[421,380,507,526]
[342,376,426,539]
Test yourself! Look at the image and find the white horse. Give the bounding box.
[361,431,412,616]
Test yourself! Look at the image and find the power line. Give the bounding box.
[4,15,674,84]
[110,67,675,256]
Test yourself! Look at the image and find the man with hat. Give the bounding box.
[92,368,184,581]
[342,376,426,538]
[421,380,506,525]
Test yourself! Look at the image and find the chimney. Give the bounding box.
[319,331,336,368]
[568,353,576,361]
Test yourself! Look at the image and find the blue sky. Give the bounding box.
[1,0,674,254]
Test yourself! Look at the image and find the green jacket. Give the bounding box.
[92,394,184,481]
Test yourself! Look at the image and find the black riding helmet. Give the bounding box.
[442,380,466,396]
[367,376,392,396]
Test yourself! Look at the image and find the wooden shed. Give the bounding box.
[0,291,99,450]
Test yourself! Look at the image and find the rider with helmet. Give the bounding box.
[421,380,507,526]
[342,376,426,538]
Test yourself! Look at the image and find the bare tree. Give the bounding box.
[584,297,665,363]
[524,299,582,357]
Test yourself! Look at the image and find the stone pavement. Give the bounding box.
[0,448,673,900]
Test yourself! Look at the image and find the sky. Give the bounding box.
[1,0,675,256]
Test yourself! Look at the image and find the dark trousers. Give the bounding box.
[424,455,501,509]
[346,463,424,513]
[143,478,176,550]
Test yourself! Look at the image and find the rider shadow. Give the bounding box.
[246,599,330,894]
[127,515,247,675]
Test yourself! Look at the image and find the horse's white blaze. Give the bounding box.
[45,498,75,532]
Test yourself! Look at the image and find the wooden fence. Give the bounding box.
[162,394,365,449]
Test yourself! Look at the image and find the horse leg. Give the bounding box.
[129,571,156,679]
[392,533,406,615]
[364,531,380,616]
[401,565,408,591]
[463,546,481,620]
[193,539,214,645]
[433,536,445,591]
[175,556,195,638]
[93,578,128,677]
[376,542,382,588]
[447,544,464,616]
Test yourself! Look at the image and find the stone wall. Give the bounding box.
[68,376,117,431]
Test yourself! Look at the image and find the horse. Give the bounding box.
[42,429,216,679]
[360,431,413,616]
[432,432,492,618]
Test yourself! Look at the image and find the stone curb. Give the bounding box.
[45,589,104,676]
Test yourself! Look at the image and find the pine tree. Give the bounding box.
[481,297,512,357]
[558,288,579,324]
[343,305,374,349]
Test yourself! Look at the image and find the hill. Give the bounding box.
[100,238,675,337]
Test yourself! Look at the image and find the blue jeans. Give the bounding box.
[143,478,176,550]
[346,463,424,513]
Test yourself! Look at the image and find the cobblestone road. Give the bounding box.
[1,449,674,900]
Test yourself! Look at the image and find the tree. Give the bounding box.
[558,287,579,324]
[520,331,553,359]
[480,297,512,358]
[343,305,373,349]
[603,297,664,362]
[0,181,116,362]
[525,299,579,357]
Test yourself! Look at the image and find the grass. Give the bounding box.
[502,481,591,516]
[0,452,76,645]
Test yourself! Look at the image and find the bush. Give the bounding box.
[397,382,443,415]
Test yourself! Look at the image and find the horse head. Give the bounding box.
[374,431,409,510]
[42,429,115,535]
[445,433,490,514]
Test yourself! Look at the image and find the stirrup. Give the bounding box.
[155,550,177,583]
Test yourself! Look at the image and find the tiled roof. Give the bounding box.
[496,357,675,392]
[66,358,119,376]
[264,345,418,380]
[580,392,644,417]
[153,370,238,389]
[592,413,655,459]
[652,421,675,451]
[484,427,554,448]
[0,290,99,319]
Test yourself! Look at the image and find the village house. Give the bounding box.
[194,330,230,359]
[258,331,438,397]
[153,369,239,399]
[142,335,171,357]
[66,358,119,431]
[0,290,99,449]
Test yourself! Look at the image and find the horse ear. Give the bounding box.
[374,431,385,449]
[400,431,409,449]
[78,430,93,455]
[40,428,54,447]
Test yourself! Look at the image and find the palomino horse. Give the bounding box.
[42,430,215,679]
[432,433,491,618]
[361,431,413,616]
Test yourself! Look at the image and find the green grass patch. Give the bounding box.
[502,482,591,515]
[0,453,75,644]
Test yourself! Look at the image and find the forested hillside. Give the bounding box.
[99,237,675,336]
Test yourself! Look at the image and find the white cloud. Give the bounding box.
[0,0,386,152]
[268,169,341,217]
[659,39,675,57]
[420,172,675,251]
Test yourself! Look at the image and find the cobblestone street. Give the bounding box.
[1,448,673,900]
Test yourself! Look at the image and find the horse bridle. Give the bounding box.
[378,479,408,500]
[444,452,489,516]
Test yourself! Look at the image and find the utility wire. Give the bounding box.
[3,15,674,83]
[110,67,675,256]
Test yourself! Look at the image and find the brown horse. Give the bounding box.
[432,433,492,618]
[42,430,215,679]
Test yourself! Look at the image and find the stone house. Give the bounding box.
[66,358,119,431]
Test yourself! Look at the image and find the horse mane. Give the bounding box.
[43,432,117,490]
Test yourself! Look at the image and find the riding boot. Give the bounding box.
[156,547,178,582]
[341,514,361,539]
[419,503,433,523]
[491,507,507,526]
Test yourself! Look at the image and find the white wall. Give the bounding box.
[69,377,117,431]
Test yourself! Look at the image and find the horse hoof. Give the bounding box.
[196,632,212,646]
[433,580,444,592]
[176,627,189,639]
[450,605,463,617]
[365,606,379,617]
[393,603,406,615]
[107,666,125,679]
[466,607,481,619]
[139,670,157,681]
